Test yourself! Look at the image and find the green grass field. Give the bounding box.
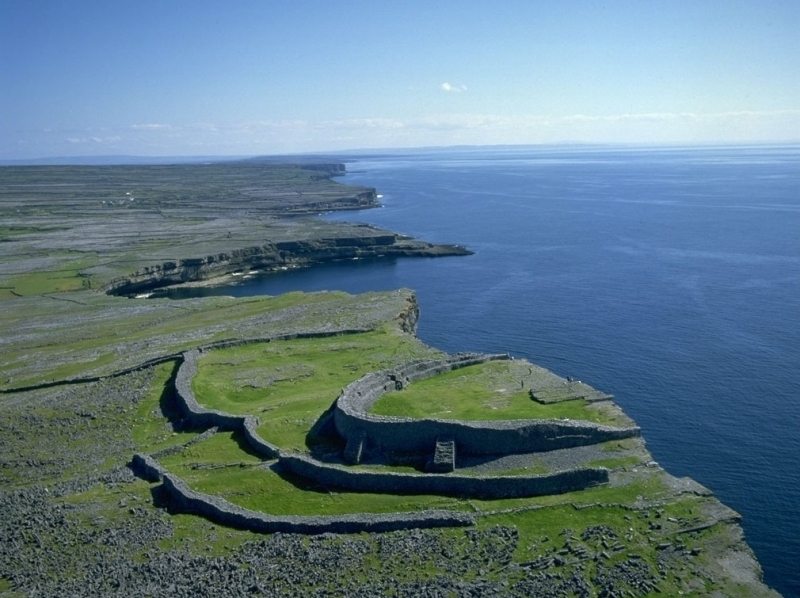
[192,327,442,450]
[0,289,418,389]
[159,431,466,516]
[372,360,625,425]
[155,424,667,518]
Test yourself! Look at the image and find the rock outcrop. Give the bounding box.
[105,234,471,296]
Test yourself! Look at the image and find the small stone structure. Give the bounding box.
[428,438,456,473]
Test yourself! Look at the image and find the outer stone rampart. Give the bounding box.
[130,452,168,483]
[243,415,281,459]
[334,355,641,456]
[175,350,243,430]
[157,466,474,534]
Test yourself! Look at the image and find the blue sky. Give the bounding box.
[2,0,799,157]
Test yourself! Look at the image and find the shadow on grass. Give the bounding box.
[305,400,345,458]
[268,460,338,495]
[150,483,171,510]
[158,359,185,432]
[230,429,264,460]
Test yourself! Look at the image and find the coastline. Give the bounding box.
[0,160,779,595]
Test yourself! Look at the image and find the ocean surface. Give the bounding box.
[189,145,800,596]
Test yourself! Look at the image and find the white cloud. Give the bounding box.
[30,108,798,158]
[65,135,122,144]
[325,118,405,130]
[130,123,173,130]
[440,82,467,93]
[301,109,800,147]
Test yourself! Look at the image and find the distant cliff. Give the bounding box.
[105,234,471,296]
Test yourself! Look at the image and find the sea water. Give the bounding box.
[188,145,800,596]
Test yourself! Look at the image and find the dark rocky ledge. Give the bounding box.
[1,161,473,299]
[105,233,471,297]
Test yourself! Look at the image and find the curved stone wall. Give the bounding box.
[130,453,473,534]
[173,350,281,459]
[175,350,245,430]
[130,452,168,483]
[281,454,608,499]
[243,415,282,459]
[145,336,633,535]
[334,356,641,456]
[172,329,408,460]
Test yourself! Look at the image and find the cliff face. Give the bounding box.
[105,235,471,296]
[395,292,420,334]
[1,161,473,298]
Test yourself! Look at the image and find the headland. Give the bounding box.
[0,161,777,596]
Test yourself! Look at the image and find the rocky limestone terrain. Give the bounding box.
[0,161,778,596]
[0,162,467,300]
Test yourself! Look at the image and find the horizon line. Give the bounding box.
[2,140,799,166]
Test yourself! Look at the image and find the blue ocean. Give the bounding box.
[199,145,800,596]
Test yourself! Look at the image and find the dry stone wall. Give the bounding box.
[173,350,280,459]
[171,329,400,459]
[281,454,608,499]
[130,333,630,535]
[130,453,473,534]
[334,356,641,456]
[130,453,168,483]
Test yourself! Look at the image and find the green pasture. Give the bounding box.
[372,360,625,425]
[192,328,442,450]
